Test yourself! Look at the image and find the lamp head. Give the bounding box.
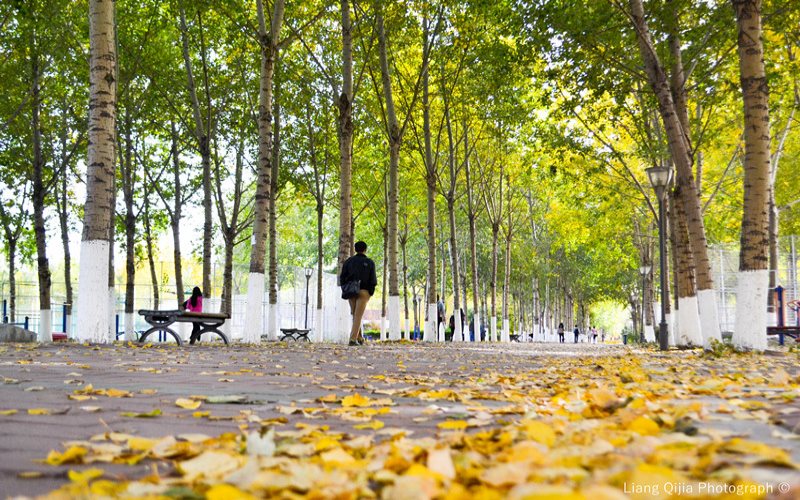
[305,268,313,278]
[639,265,651,275]
[645,166,673,200]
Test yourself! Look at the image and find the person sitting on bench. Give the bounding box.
[184,286,203,344]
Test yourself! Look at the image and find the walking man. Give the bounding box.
[340,241,378,346]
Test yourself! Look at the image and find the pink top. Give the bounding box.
[186,296,203,312]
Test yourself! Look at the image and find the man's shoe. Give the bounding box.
[348,340,358,346]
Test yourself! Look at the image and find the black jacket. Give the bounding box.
[340,253,378,296]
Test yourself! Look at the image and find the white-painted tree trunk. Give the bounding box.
[65,314,71,338]
[644,325,655,343]
[472,312,480,342]
[39,310,52,343]
[388,296,401,340]
[108,286,116,342]
[243,272,264,343]
[424,304,437,341]
[268,303,278,341]
[676,296,703,346]
[697,288,722,347]
[453,315,462,342]
[403,313,409,340]
[75,241,109,343]
[732,269,769,351]
[124,312,136,341]
[502,319,510,342]
[666,312,675,346]
[314,308,324,342]
[490,316,497,342]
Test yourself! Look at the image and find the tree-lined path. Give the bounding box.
[2,343,800,497]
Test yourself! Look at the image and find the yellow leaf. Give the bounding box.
[120,408,161,418]
[520,420,557,447]
[354,420,385,430]
[45,446,87,466]
[127,437,158,452]
[341,393,372,407]
[68,395,94,401]
[628,416,660,436]
[28,408,51,415]
[104,388,132,398]
[320,447,356,465]
[0,409,18,416]
[193,411,210,418]
[206,484,257,500]
[175,398,202,410]
[721,438,794,466]
[437,420,468,430]
[317,393,338,403]
[315,436,340,451]
[68,468,104,484]
[17,471,43,479]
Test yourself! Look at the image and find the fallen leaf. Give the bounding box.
[120,408,161,418]
[175,398,202,410]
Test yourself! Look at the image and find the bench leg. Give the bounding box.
[139,327,182,346]
[780,333,785,346]
[196,324,229,345]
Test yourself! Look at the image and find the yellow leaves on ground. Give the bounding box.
[45,446,87,465]
[0,409,18,415]
[120,408,161,418]
[178,450,245,481]
[73,384,132,398]
[206,484,257,500]
[175,398,202,410]
[67,468,104,484]
[519,420,557,447]
[354,419,384,430]
[33,347,800,499]
[341,393,372,407]
[437,420,469,430]
[627,416,661,436]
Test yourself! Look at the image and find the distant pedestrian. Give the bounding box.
[184,286,203,344]
[573,326,579,343]
[592,326,598,344]
[340,241,378,346]
[437,295,445,333]
[557,322,565,343]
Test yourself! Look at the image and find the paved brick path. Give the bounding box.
[1,342,799,497]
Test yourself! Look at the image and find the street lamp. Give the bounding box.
[304,268,313,329]
[639,264,651,342]
[646,165,674,351]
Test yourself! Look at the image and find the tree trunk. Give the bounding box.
[143,191,158,310]
[244,0,285,343]
[490,226,499,341]
[122,112,137,340]
[422,24,437,341]
[377,12,402,340]
[8,240,17,322]
[465,128,480,342]
[178,8,213,300]
[443,86,461,342]
[732,0,771,351]
[31,47,52,342]
[502,233,512,342]
[268,75,281,338]
[76,0,116,343]
[336,0,354,278]
[401,226,409,338]
[57,148,73,332]
[629,0,719,344]
[170,123,185,307]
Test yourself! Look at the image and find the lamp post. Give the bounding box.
[639,264,651,342]
[304,268,313,329]
[646,166,674,351]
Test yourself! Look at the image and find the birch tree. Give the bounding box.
[76,0,116,342]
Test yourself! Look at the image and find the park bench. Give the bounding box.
[137,309,230,346]
[767,326,800,346]
[278,328,312,342]
[510,333,521,342]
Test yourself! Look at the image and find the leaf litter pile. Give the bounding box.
[3,342,800,499]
